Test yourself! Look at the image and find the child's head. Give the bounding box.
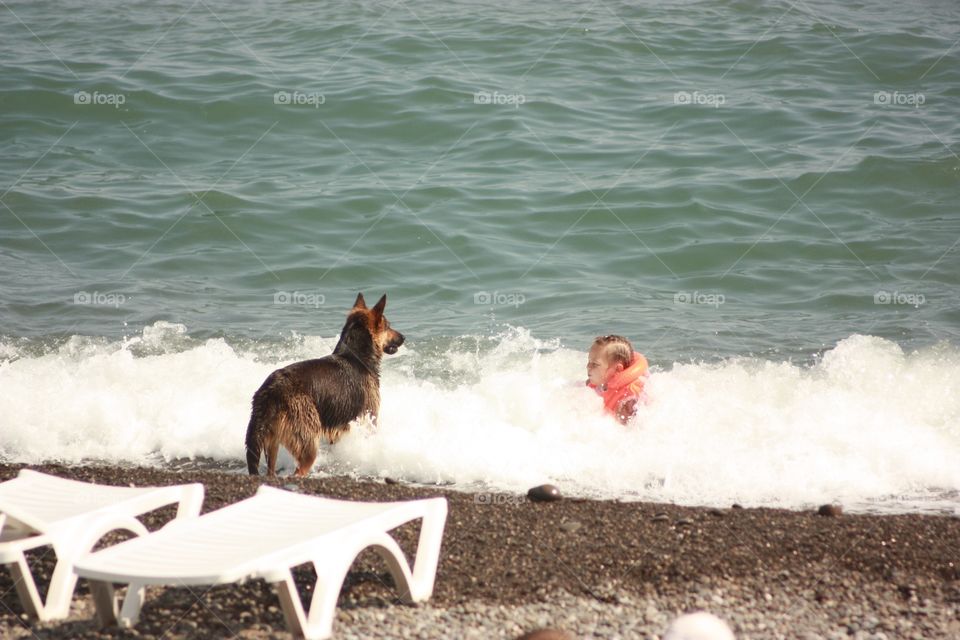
[586,335,635,386]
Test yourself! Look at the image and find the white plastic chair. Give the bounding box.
[0,469,203,621]
[74,486,448,640]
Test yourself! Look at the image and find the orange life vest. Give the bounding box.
[587,352,649,416]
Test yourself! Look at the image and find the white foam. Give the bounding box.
[1,325,958,513]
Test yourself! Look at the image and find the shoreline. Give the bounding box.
[1,463,959,638]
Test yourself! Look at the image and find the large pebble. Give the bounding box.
[817,504,843,517]
[527,484,562,502]
[664,612,735,640]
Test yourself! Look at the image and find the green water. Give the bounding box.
[1,0,958,361]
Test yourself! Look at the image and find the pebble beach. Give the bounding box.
[3,1,959,637]
[1,463,958,639]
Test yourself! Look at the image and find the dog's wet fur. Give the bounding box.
[245,293,404,476]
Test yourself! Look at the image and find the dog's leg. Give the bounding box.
[284,396,323,477]
[326,425,349,445]
[293,435,318,477]
[265,436,281,477]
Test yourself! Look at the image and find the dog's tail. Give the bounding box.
[244,410,263,475]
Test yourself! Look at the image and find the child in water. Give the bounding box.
[586,335,648,424]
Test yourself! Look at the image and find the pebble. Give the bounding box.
[664,612,735,640]
[559,521,583,534]
[332,598,747,640]
[16,585,957,640]
[527,484,562,502]
[818,504,844,517]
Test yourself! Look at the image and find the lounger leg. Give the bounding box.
[408,500,448,601]
[370,534,416,604]
[117,581,147,628]
[46,517,150,621]
[89,579,144,629]
[275,572,309,638]
[42,556,81,619]
[89,581,119,626]
[273,553,353,640]
[8,554,44,620]
[5,541,81,620]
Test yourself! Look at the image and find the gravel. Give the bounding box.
[2,463,959,639]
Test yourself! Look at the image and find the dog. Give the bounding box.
[245,293,404,476]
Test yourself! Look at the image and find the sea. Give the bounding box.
[1,0,958,515]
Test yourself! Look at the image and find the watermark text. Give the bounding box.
[474,290,526,308]
[873,91,925,107]
[74,91,125,108]
[474,492,525,507]
[274,90,325,108]
[673,290,725,308]
[74,291,126,308]
[474,90,526,107]
[274,291,326,308]
[674,91,725,108]
[874,290,925,306]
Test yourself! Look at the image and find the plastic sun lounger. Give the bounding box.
[74,486,448,640]
[0,469,203,621]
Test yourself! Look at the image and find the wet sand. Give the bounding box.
[1,463,958,639]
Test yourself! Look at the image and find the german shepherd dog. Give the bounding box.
[245,293,404,476]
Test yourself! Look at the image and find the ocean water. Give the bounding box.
[1,1,958,513]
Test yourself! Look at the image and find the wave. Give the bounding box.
[1,323,958,514]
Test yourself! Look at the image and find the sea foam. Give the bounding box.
[1,324,958,513]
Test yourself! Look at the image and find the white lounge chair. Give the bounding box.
[0,469,203,621]
[74,486,448,640]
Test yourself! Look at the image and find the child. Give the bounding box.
[586,335,648,424]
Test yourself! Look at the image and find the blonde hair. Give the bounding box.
[592,335,634,367]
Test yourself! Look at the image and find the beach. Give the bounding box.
[2,0,959,636]
[1,463,958,639]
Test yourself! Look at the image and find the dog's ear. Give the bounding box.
[352,293,367,310]
[371,294,387,319]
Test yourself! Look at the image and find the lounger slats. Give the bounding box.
[0,470,203,621]
[0,471,191,532]
[78,489,440,583]
[74,486,448,639]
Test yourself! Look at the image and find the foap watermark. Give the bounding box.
[473,492,525,507]
[874,290,925,306]
[274,291,326,308]
[473,90,526,108]
[674,290,725,308]
[873,91,925,107]
[674,90,725,108]
[273,90,325,108]
[74,291,126,308]
[73,90,126,108]
[473,290,526,308]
